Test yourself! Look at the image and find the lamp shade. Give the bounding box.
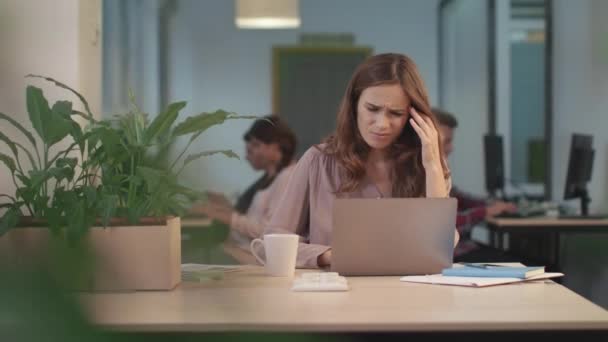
[235,0,300,29]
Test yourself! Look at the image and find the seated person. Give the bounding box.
[433,108,518,262]
[191,115,297,250]
[266,53,459,268]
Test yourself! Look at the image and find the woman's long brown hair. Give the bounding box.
[324,53,450,197]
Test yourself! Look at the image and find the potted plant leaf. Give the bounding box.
[0,76,250,290]
[0,75,98,248]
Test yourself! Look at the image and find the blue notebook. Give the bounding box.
[442,264,545,279]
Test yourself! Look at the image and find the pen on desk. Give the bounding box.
[459,262,507,269]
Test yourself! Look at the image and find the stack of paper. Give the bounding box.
[400,263,563,287]
[400,272,563,287]
[181,263,246,282]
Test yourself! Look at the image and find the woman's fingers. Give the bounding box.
[410,108,429,133]
[411,108,440,146]
[413,108,438,137]
[410,118,429,143]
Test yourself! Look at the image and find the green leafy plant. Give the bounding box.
[86,90,253,224]
[0,76,254,239]
[0,75,98,240]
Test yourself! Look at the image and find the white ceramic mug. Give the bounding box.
[250,234,299,277]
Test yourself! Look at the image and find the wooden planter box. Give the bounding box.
[0,217,181,291]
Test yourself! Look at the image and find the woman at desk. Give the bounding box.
[267,53,459,268]
[191,115,297,250]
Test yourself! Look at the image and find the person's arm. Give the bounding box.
[409,109,448,198]
[206,191,232,207]
[450,187,487,210]
[425,167,448,198]
[230,213,262,238]
[229,165,296,239]
[447,177,460,247]
[189,203,265,239]
[189,202,232,224]
[266,149,331,268]
[456,207,487,237]
[410,109,459,246]
[451,186,487,237]
[454,201,517,239]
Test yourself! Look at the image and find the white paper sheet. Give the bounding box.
[400,272,564,287]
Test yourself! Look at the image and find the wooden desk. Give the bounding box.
[82,266,608,333]
[485,217,608,267]
[486,217,608,231]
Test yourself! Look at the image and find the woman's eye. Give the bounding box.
[367,106,379,112]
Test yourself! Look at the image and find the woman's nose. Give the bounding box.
[375,113,390,129]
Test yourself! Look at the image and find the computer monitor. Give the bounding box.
[484,134,505,197]
[563,133,595,216]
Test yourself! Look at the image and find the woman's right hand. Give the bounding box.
[409,108,443,173]
[410,108,449,198]
[317,250,332,267]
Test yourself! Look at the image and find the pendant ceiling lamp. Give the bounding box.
[235,0,301,29]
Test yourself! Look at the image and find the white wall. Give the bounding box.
[552,0,608,214]
[0,0,77,197]
[102,0,161,117]
[0,0,101,206]
[494,0,511,192]
[167,0,441,196]
[552,0,608,309]
[440,0,488,195]
[496,3,546,197]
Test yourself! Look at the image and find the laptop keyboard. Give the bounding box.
[291,272,349,292]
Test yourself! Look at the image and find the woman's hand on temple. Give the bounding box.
[409,108,448,197]
[409,108,443,173]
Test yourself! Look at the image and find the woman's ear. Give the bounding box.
[269,142,282,162]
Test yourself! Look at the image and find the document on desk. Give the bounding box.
[181,263,250,281]
[181,263,246,272]
[400,272,564,287]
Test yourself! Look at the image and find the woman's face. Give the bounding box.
[245,138,281,171]
[356,83,411,152]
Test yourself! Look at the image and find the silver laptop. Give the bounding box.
[331,198,457,276]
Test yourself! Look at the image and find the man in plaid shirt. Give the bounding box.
[434,108,518,262]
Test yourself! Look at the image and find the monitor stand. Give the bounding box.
[559,189,606,219]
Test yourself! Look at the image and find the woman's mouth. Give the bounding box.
[370,132,390,139]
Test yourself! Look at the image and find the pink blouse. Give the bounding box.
[266,145,455,268]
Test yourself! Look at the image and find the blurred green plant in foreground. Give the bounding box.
[0,245,348,342]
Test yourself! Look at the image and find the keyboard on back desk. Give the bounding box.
[495,209,546,219]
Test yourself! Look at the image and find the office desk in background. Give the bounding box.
[81,266,608,335]
[182,217,258,265]
[485,217,608,268]
[182,217,213,228]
